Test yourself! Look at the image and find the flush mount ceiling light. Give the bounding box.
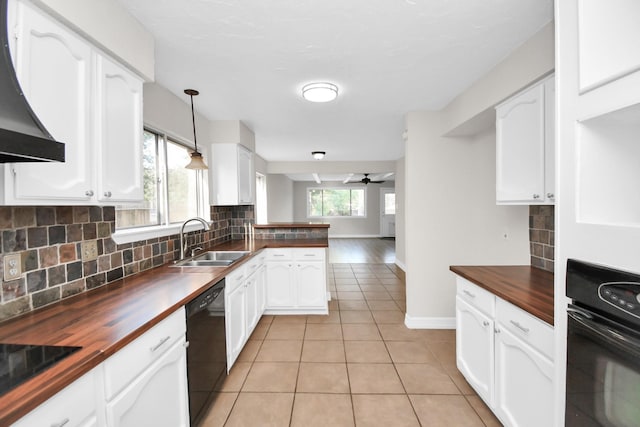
[312,151,326,160]
[184,89,208,170]
[302,82,338,103]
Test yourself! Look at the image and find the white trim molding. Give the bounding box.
[329,234,382,238]
[404,314,455,329]
[395,259,406,272]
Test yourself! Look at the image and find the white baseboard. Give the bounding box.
[395,259,406,272]
[404,314,456,329]
[329,234,382,238]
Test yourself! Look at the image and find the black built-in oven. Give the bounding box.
[185,278,226,426]
[566,259,640,427]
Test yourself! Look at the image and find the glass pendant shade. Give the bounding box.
[185,151,208,170]
[184,88,208,170]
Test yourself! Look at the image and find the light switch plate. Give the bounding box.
[81,241,98,261]
[3,253,22,281]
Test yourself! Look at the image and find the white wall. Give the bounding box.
[292,180,394,237]
[266,174,294,222]
[34,0,154,80]
[395,157,406,271]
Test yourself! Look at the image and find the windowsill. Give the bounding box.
[112,222,211,245]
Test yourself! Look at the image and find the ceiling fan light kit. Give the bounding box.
[311,151,326,160]
[346,173,385,185]
[302,82,338,103]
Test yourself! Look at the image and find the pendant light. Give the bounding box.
[184,89,208,170]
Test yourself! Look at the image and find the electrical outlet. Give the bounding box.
[3,253,22,281]
[81,240,98,261]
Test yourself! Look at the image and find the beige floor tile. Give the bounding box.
[255,340,303,362]
[265,323,306,340]
[363,291,392,300]
[386,341,439,364]
[271,314,308,324]
[328,300,339,311]
[335,278,358,285]
[396,300,407,311]
[336,284,361,292]
[337,291,365,300]
[249,323,270,340]
[236,339,262,362]
[305,323,343,340]
[428,340,457,368]
[383,283,405,291]
[367,300,401,310]
[371,310,405,324]
[242,362,299,392]
[378,324,426,341]
[339,300,370,311]
[358,284,387,292]
[297,362,350,393]
[225,392,294,427]
[197,392,237,426]
[389,291,406,300]
[466,395,503,427]
[306,310,341,324]
[352,394,420,427]
[258,315,275,326]
[334,273,357,279]
[291,394,355,427]
[409,395,485,427]
[355,273,377,279]
[344,340,392,363]
[347,363,405,393]
[301,340,346,363]
[342,324,382,341]
[444,366,477,395]
[419,329,456,342]
[395,363,460,394]
[215,362,251,392]
[340,310,375,324]
[356,278,383,285]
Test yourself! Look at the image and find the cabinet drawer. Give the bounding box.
[104,307,186,399]
[13,367,98,427]
[244,253,262,277]
[496,298,553,360]
[264,248,293,261]
[226,265,247,293]
[293,248,325,261]
[456,277,495,317]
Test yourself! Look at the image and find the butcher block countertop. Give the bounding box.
[0,238,328,425]
[449,265,554,326]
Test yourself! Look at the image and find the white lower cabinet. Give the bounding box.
[454,276,554,427]
[264,248,328,314]
[12,367,102,427]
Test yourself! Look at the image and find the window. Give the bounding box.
[384,192,396,215]
[307,188,366,218]
[115,129,208,230]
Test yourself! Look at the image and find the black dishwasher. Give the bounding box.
[185,278,226,426]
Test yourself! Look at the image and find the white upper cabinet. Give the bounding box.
[495,75,554,205]
[2,0,143,205]
[210,143,254,205]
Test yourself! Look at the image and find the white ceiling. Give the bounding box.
[117,0,553,163]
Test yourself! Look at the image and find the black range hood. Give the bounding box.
[0,0,64,163]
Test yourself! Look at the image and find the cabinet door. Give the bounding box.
[494,325,554,427]
[496,83,545,203]
[296,262,326,308]
[265,262,294,308]
[237,145,253,204]
[106,339,189,427]
[256,265,266,314]
[10,1,93,202]
[245,275,260,332]
[544,78,555,202]
[96,55,143,203]
[455,296,494,407]
[226,281,247,368]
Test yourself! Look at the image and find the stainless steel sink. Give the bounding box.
[172,251,250,267]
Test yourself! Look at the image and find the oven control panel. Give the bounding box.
[599,282,640,318]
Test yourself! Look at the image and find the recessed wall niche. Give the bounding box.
[577,103,640,227]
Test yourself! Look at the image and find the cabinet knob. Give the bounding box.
[104,191,112,198]
[532,194,540,199]
[85,190,94,197]
[547,193,554,199]
[483,321,490,327]
[494,328,501,334]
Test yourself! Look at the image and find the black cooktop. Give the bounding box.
[0,343,80,395]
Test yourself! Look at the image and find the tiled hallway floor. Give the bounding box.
[199,263,502,426]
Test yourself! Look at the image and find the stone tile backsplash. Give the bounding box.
[530,205,554,272]
[253,227,329,239]
[0,205,254,322]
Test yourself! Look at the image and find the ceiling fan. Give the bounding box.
[346,173,385,185]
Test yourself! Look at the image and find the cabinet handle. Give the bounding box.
[463,290,476,298]
[51,419,70,427]
[273,254,285,257]
[532,194,540,199]
[547,193,555,199]
[482,321,490,327]
[510,320,530,334]
[104,191,112,198]
[303,254,315,257]
[150,335,171,352]
[85,190,94,197]
[235,275,245,282]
